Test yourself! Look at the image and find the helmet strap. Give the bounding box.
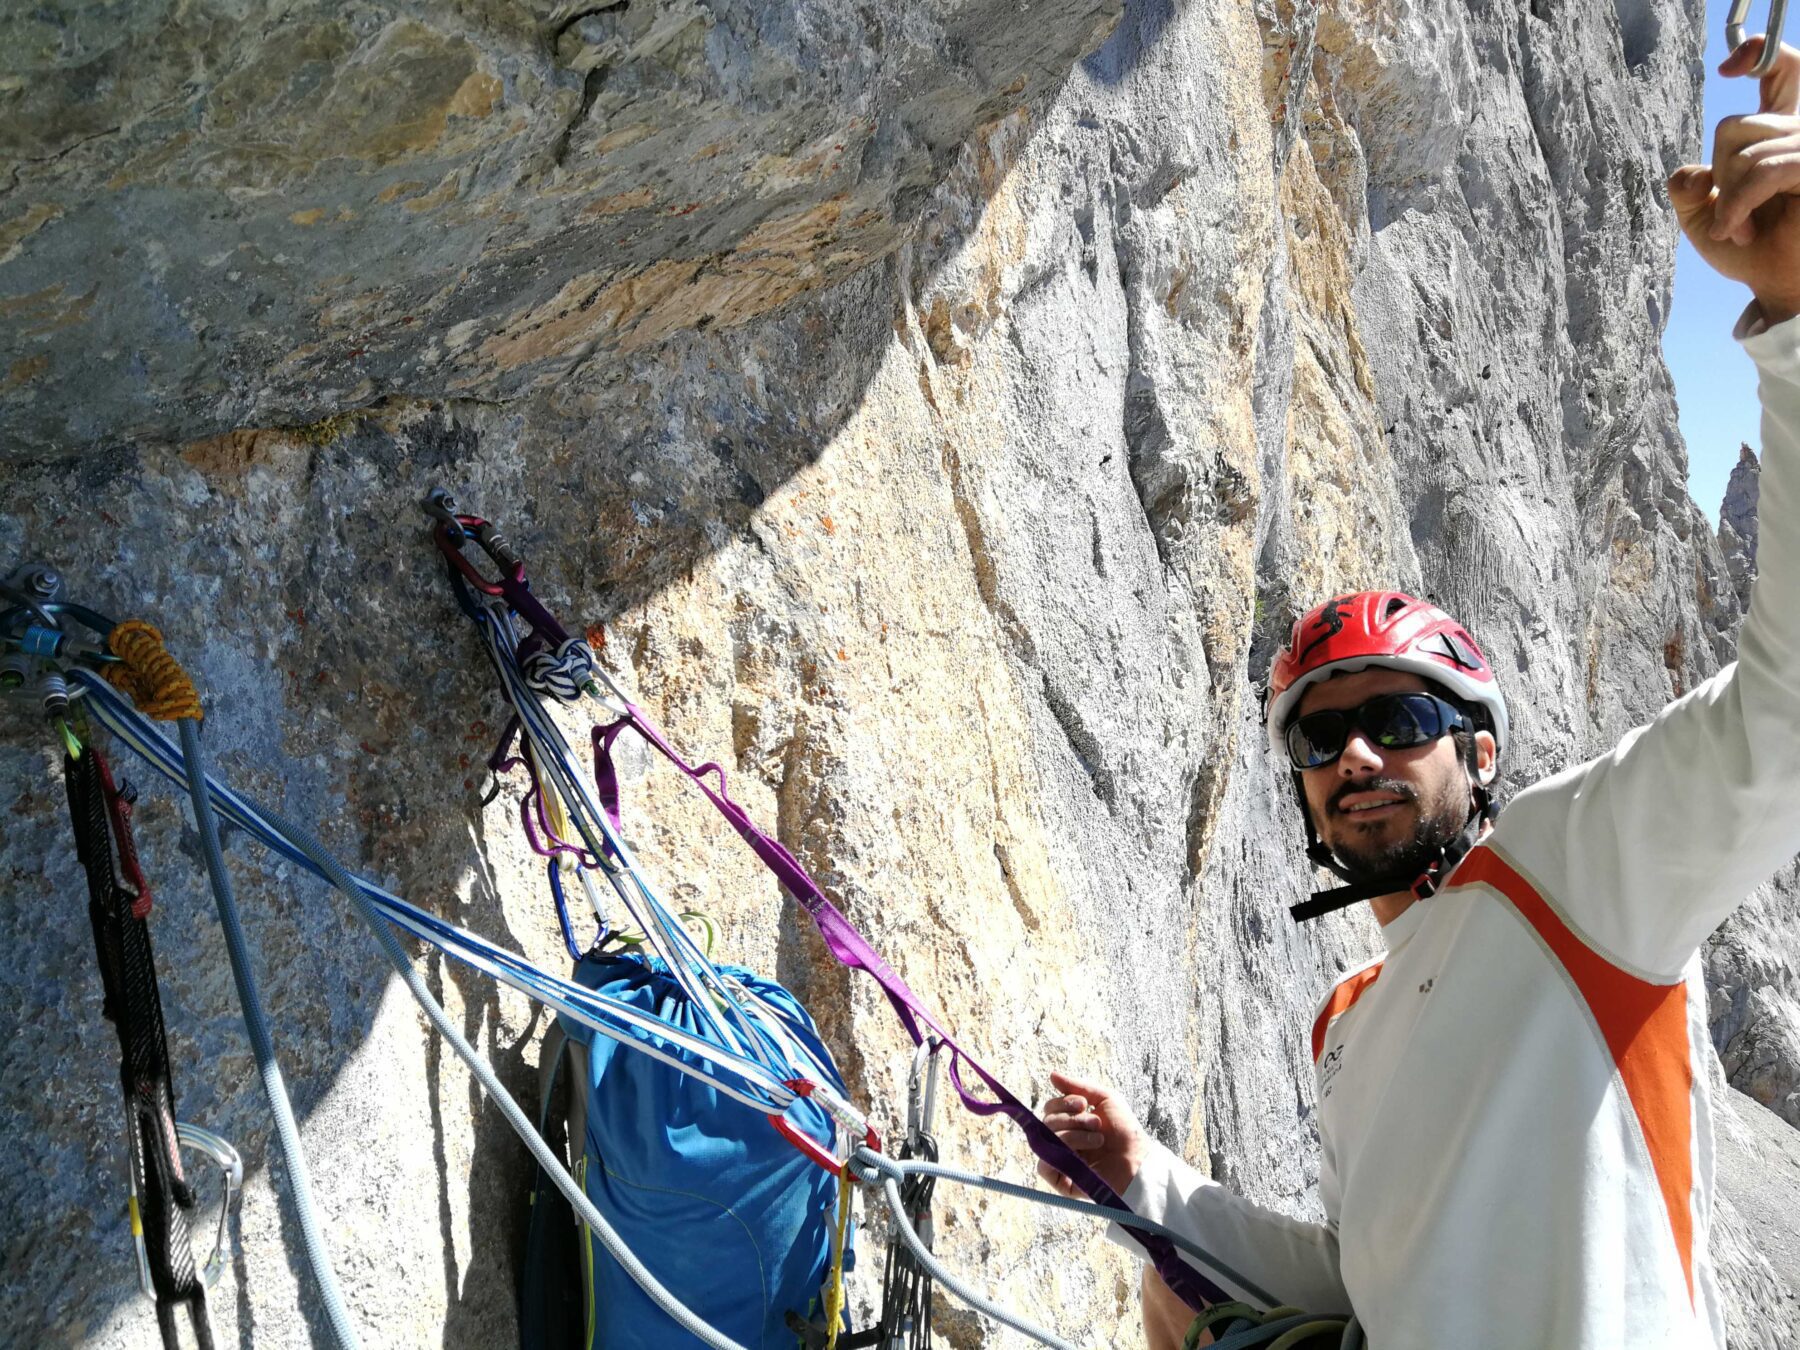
[1288,775,1494,924]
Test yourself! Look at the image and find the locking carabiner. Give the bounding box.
[422,488,573,648]
[1727,0,1790,75]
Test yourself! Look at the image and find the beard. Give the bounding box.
[1325,774,1471,886]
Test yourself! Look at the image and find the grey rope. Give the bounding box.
[233,778,749,1350]
[870,1169,1076,1350]
[178,720,361,1350]
[861,1153,1279,1309]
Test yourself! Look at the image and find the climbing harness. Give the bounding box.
[1181,1303,1362,1350]
[1728,0,1789,75]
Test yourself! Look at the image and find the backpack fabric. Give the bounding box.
[520,950,848,1349]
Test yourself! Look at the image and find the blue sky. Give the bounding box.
[1665,9,1767,522]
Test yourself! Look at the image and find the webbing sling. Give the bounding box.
[64,746,215,1350]
[590,708,1242,1314]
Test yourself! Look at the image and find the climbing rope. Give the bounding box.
[520,636,600,702]
[173,699,361,1346]
[60,669,762,1350]
[1182,1304,1363,1350]
[105,620,203,721]
[78,672,814,1114]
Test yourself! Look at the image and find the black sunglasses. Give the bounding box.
[1286,691,1474,770]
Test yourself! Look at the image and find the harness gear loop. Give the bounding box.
[106,621,203,721]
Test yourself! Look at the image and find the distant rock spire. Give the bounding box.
[1719,443,1761,611]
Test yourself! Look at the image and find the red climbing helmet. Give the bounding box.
[1266,591,1507,760]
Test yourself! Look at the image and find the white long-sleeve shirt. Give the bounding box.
[1119,306,1800,1348]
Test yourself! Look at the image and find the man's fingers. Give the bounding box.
[1048,1069,1113,1103]
[1713,150,1800,240]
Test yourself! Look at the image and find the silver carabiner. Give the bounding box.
[178,1123,244,1289]
[1728,0,1790,76]
[905,1037,944,1143]
[132,1123,244,1298]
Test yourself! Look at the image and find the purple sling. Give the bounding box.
[591,708,1231,1314]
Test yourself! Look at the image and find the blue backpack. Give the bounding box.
[519,951,849,1349]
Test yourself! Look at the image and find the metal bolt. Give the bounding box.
[26,568,59,598]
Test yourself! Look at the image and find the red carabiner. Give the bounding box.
[767,1079,882,1174]
[433,514,517,598]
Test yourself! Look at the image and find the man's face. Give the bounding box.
[1293,668,1496,885]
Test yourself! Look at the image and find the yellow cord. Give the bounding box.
[823,1161,853,1349]
[105,620,203,721]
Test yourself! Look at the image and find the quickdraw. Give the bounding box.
[66,743,222,1350]
[3,577,241,1350]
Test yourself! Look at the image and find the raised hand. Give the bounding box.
[1036,1069,1147,1198]
[1669,36,1800,323]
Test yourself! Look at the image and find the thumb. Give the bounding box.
[1720,35,1771,78]
[1720,36,1800,116]
[1668,164,1718,231]
[1048,1069,1114,1104]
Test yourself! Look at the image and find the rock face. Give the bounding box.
[1721,443,1762,609]
[2,1,1798,1347]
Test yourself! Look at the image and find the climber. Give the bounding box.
[1037,33,1800,1350]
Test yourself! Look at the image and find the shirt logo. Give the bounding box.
[1320,1044,1346,1098]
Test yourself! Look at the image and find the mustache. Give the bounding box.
[1329,777,1418,815]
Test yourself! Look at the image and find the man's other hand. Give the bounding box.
[1036,1070,1147,1198]
[1670,36,1800,324]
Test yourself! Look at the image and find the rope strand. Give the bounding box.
[106,621,203,721]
